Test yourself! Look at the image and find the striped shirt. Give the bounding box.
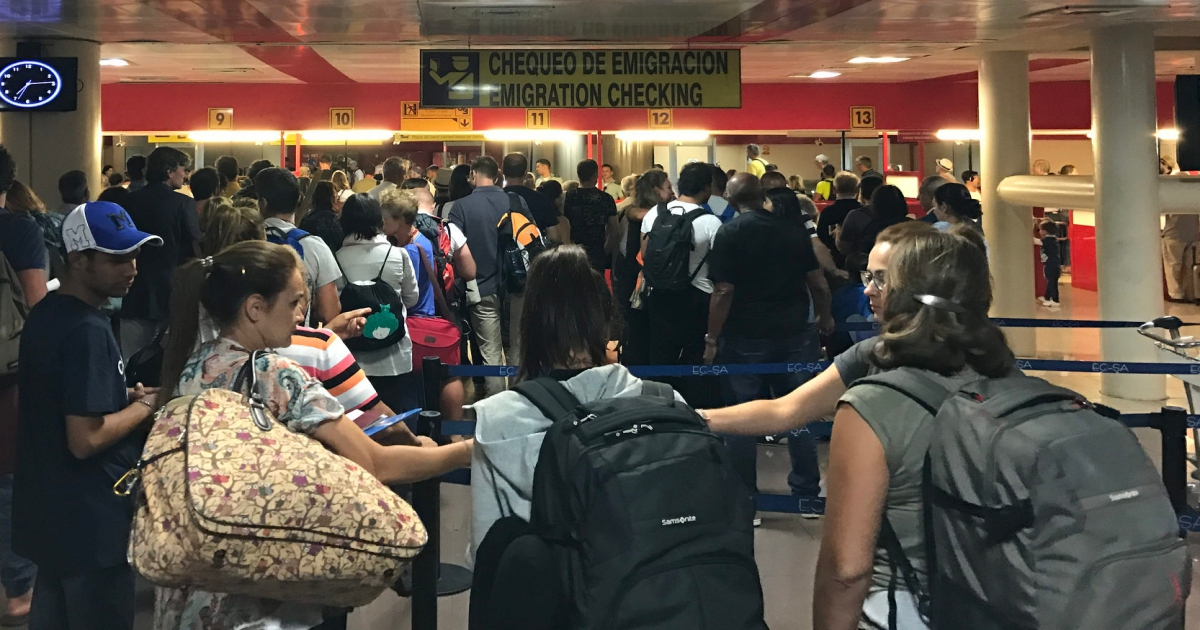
[276,327,382,412]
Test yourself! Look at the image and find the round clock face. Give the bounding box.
[0,60,62,109]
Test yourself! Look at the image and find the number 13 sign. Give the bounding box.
[850,106,875,130]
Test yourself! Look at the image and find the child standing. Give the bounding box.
[1039,219,1062,309]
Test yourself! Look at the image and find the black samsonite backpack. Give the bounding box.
[516,377,767,630]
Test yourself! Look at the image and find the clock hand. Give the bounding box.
[14,80,31,100]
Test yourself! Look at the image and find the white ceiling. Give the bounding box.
[7,0,1193,84]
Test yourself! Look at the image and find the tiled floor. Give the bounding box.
[5,279,1200,629]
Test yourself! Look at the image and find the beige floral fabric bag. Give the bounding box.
[122,356,426,608]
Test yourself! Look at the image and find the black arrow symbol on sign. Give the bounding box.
[459,119,470,128]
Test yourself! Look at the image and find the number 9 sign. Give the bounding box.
[208,108,233,130]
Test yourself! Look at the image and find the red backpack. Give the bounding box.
[414,212,456,295]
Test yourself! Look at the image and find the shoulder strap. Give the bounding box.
[418,242,455,324]
[640,380,674,402]
[515,377,583,424]
[375,245,392,280]
[855,368,952,416]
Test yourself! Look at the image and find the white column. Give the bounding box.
[1092,25,1164,401]
[979,51,1035,356]
[0,40,101,204]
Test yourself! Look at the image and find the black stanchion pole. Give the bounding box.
[411,357,474,630]
[1159,406,1188,516]
[411,358,443,630]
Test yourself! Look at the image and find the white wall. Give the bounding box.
[1031,139,1094,175]
[716,142,846,182]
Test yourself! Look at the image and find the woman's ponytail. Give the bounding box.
[156,258,210,409]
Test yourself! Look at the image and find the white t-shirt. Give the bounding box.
[640,200,721,294]
[264,217,342,298]
[335,235,420,377]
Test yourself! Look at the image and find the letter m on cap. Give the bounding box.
[64,224,95,251]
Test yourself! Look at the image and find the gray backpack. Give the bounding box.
[858,368,1190,630]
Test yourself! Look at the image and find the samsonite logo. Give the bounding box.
[661,515,697,527]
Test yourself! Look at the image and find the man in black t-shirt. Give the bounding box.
[501,152,561,241]
[14,202,161,629]
[815,171,862,269]
[563,159,619,271]
[706,173,834,515]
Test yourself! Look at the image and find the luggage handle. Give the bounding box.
[233,350,273,431]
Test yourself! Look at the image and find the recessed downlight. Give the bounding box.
[848,56,909,64]
[99,58,129,67]
[808,70,841,79]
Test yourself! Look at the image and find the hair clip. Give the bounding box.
[915,293,966,313]
[201,256,214,269]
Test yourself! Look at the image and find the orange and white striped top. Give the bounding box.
[276,326,382,413]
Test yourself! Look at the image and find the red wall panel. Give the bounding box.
[99,80,1177,133]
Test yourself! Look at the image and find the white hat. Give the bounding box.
[936,158,954,171]
[815,154,829,164]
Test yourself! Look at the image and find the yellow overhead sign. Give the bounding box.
[401,101,473,131]
[420,49,741,109]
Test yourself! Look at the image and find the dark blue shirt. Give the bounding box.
[0,208,47,273]
[1042,235,1062,267]
[13,293,144,574]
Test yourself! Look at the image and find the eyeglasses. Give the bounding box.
[860,270,887,290]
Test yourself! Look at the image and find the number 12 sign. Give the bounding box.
[850,106,875,130]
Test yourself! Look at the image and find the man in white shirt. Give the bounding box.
[255,167,343,325]
[601,164,623,199]
[347,159,365,184]
[534,159,561,187]
[639,162,722,403]
[368,156,405,202]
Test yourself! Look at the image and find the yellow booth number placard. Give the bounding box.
[208,108,233,130]
[330,108,355,129]
[850,106,875,130]
[526,109,550,129]
[648,109,673,129]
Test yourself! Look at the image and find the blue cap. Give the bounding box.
[61,201,162,255]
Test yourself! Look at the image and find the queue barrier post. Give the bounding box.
[1157,406,1189,516]
[411,356,473,630]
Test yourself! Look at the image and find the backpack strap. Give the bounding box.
[853,368,951,630]
[417,241,456,325]
[515,377,583,424]
[375,245,392,281]
[640,380,674,402]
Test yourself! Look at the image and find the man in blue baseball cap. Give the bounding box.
[12,201,160,630]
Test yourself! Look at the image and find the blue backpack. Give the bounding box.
[266,225,313,258]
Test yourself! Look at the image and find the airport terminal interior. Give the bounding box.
[4,1,1200,629]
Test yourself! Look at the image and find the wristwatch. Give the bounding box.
[704,334,718,345]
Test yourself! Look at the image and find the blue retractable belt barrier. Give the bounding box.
[834,317,1198,332]
[447,360,1200,378]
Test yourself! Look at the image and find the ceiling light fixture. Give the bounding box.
[99,58,129,67]
[808,70,841,79]
[300,129,395,142]
[483,129,581,142]
[614,130,710,142]
[848,56,909,64]
[187,131,280,143]
[935,129,981,141]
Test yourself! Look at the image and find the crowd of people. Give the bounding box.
[0,140,1182,630]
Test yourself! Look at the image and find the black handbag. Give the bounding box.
[126,324,166,388]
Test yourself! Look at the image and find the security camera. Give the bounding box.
[815,139,824,147]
